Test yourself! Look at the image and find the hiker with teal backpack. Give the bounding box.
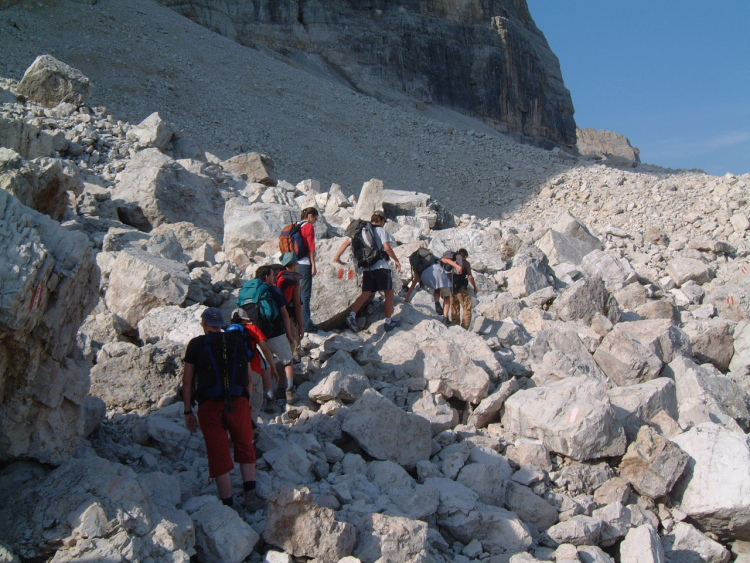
[334,212,402,333]
[237,265,298,404]
[182,307,262,511]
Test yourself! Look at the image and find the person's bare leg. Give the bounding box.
[384,289,394,319]
[216,472,233,501]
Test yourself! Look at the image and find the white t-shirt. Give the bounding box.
[362,225,395,271]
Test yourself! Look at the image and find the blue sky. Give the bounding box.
[526,1,750,176]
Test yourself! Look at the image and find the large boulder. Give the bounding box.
[502,377,627,461]
[263,487,356,562]
[619,426,690,499]
[552,275,619,325]
[594,320,691,387]
[89,341,184,413]
[0,190,98,464]
[607,378,678,441]
[17,55,93,107]
[221,152,277,185]
[104,248,191,331]
[341,389,432,469]
[111,148,222,239]
[682,317,735,372]
[0,456,193,562]
[671,423,750,541]
[665,356,750,432]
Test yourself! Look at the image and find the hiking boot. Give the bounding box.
[384,319,401,332]
[442,317,452,327]
[285,386,298,404]
[434,301,442,315]
[243,490,264,512]
[346,315,359,333]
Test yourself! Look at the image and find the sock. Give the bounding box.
[221,496,234,506]
[286,379,294,391]
[265,389,274,400]
[243,481,256,492]
[348,311,356,318]
[385,318,392,325]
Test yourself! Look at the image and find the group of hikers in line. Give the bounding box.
[182,208,478,508]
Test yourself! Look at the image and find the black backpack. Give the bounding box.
[347,219,388,268]
[195,330,250,411]
[409,247,437,277]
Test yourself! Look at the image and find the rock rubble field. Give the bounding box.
[2,5,750,563]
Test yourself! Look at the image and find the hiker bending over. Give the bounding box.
[182,307,262,510]
[297,207,319,333]
[405,250,453,325]
[336,213,403,332]
[443,248,478,329]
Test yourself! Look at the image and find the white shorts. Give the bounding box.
[266,334,293,365]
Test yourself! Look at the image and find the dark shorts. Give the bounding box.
[362,268,393,293]
[198,397,256,477]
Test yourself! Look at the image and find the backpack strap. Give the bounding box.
[203,332,241,414]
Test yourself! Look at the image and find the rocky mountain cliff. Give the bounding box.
[157,0,576,149]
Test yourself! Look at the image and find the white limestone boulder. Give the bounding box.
[104,248,191,331]
[111,148,222,239]
[619,525,664,563]
[505,481,559,531]
[502,377,627,461]
[552,275,619,325]
[353,513,433,563]
[0,189,98,464]
[308,350,371,404]
[607,378,678,441]
[221,152,277,185]
[594,320,691,387]
[665,356,750,432]
[536,230,598,267]
[619,426,690,499]
[660,521,731,563]
[263,486,356,562]
[546,515,603,547]
[666,257,715,286]
[682,317,735,372]
[467,377,519,428]
[17,54,93,107]
[126,112,175,151]
[0,456,193,562]
[89,341,183,413]
[671,423,750,540]
[579,250,638,292]
[341,389,432,469]
[183,496,258,563]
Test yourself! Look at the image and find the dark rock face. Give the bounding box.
[157,0,577,149]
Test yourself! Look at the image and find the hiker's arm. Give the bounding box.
[383,242,401,272]
[469,272,478,293]
[310,250,317,276]
[405,278,419,302]
[440,257,463,274]
[280,305,294,343]
[334,240,351,263]
[182,363,198,432]
[246,364,254,397]
[293,284,304,339]
[258,341,280,382]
